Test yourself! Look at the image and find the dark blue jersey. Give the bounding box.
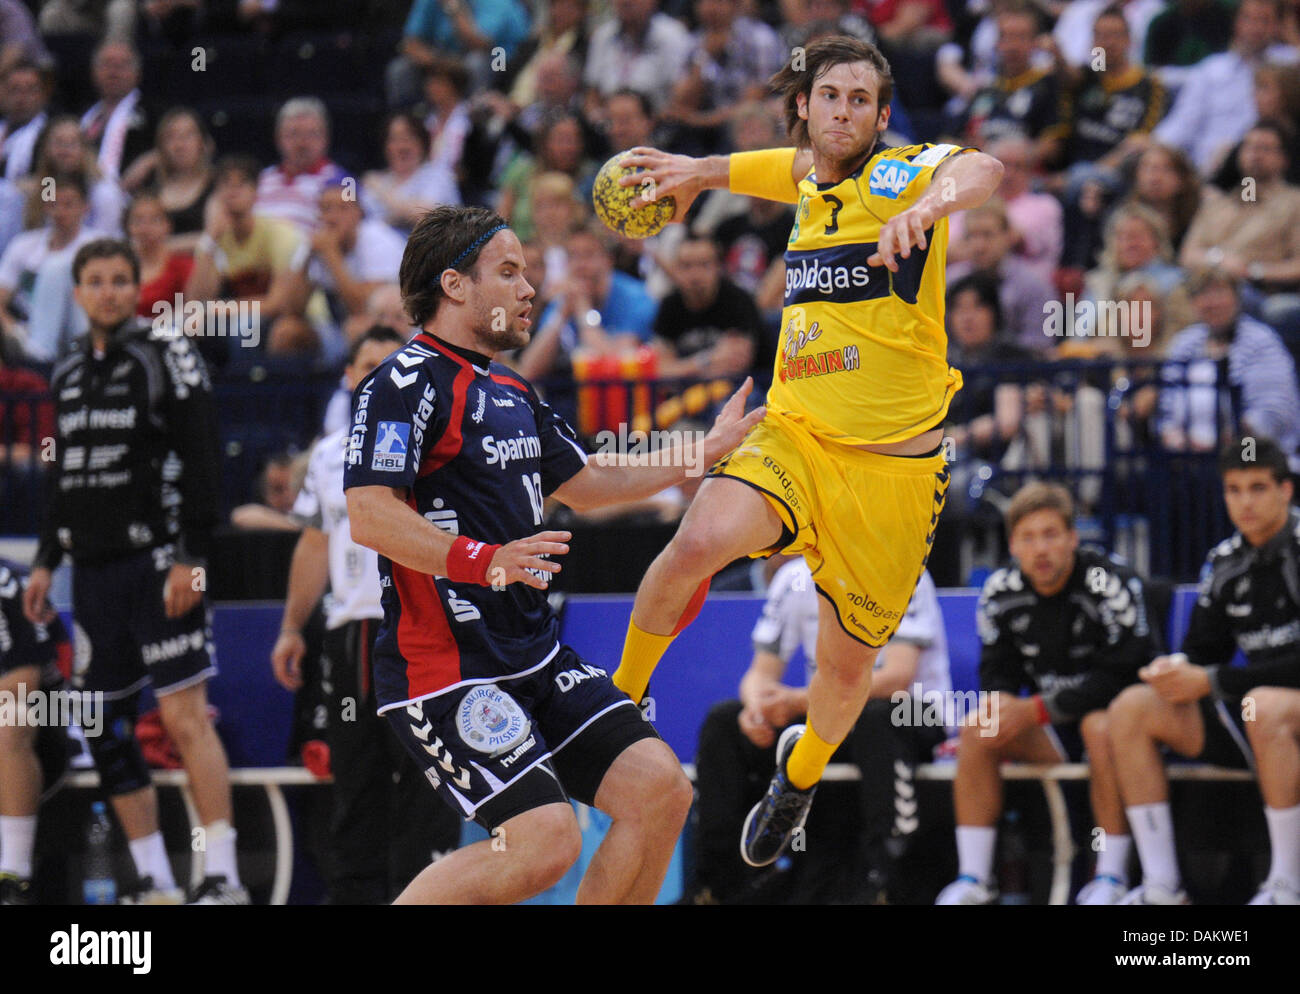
[0,558,69,684]
[342,332,588,711]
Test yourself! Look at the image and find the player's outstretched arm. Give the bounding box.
[347,485,570,591]
[618,147,814,220]
[869,150,1004,272]
[550,378,766,511]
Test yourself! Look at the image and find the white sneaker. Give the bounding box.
[1120,881,1190,905]
[1075,875,1128,905]
[118,875,184,905]
[935,875,998,905]
[1248,878,1300,905]
[186,875,251,905]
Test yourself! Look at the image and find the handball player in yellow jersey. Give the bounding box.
[613,36,1004,867]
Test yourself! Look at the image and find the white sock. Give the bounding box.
[1094,833,1132,883]
[956,825,997,883]
[203,820,240,886]
[1126,802,1180,891]
[128,831,177,890]
[1264,804,1300,889]
[0,815,38,878]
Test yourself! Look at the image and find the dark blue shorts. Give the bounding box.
[1045,722,1086,762]
[385,645,658,831]
[71,547,216,700]
[1191,697,1254,770]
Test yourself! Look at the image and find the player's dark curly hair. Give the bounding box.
[769,35,893,149]
[400,205,510,326]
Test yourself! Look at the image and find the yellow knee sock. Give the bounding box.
[785,720,839,791]
[612,619,675,703]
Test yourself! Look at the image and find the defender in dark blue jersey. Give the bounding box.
[344,205,764,904]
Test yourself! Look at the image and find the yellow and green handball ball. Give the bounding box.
[592,153,676,239]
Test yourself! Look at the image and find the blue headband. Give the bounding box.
[448,224,508,271]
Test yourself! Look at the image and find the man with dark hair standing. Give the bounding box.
[23,238,246,904]
[272,325,460,904]
[611,34,1003,866]
[1108,435,1300,904]
[343,205,763,904]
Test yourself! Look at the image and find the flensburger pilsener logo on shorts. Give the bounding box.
[457,684,531,755]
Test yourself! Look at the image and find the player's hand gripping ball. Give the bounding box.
[592,153,675,238]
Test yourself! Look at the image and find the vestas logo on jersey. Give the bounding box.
[783,243,888,307]
[868,159,920,199]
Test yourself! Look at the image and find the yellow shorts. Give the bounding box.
[710,408,950,647]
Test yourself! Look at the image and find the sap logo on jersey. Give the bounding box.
[372,421,410,472]
[868,160,920,199]
[457,684,532,755]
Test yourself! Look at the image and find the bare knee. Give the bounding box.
[159,694,213,752]
[647,760,693,828]
[1244,686,1295,742]
[1080,709,1111,755]
[957,717,998,755]
[505,807,582,892]
[1108,684,1156,735]
[663,522,726,578]
[813,655,873,697]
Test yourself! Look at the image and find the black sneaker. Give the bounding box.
[186,875,250,905]
[0,873,32,906]
[740,724,817,868]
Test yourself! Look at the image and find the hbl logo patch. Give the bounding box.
[372,421,410,472]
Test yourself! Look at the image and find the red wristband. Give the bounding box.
[444,535,501,586]
[1033,695,1050,726]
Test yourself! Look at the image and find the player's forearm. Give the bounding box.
[556,456,695,512]
[740,652,787,704]
[347,486,459,575]
[281,527,329,632]
[728,148,801,204]
[916,151,1004,219]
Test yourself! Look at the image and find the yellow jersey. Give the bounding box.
[730,142,971,447]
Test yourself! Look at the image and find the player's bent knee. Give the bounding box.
[664,526,724,577]
[1245,686,1284,721]
[957,719,995,751]
[1079,709,1110,747]
[509,808,582,890]
[1107,684,1155,729]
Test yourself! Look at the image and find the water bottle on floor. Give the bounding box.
[83,801,117,905]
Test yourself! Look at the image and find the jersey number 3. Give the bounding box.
[822,194,843,235]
